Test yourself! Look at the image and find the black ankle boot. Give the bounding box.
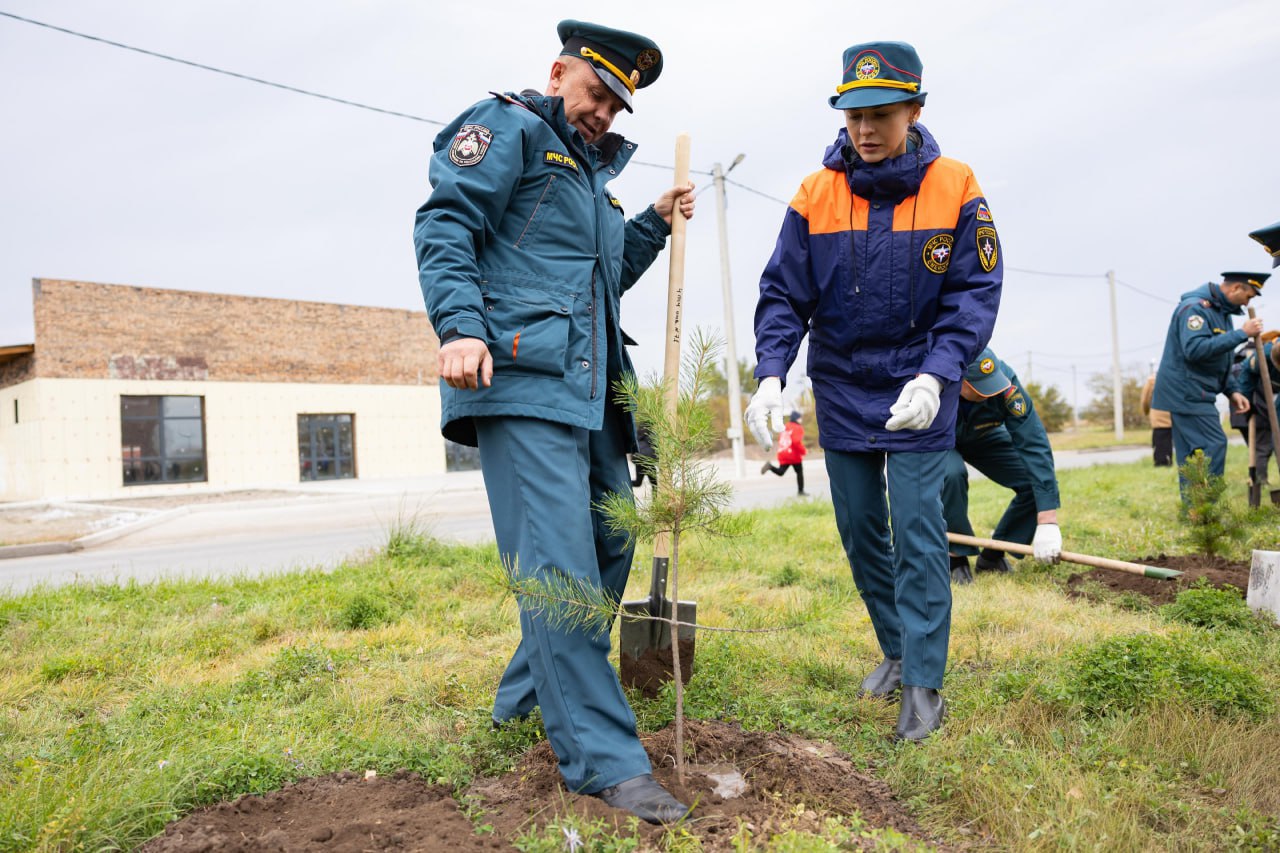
[592,774,690,824]
[894,686,946,741]
[975,548,1011,573]
[949,555,973,585]
[858,657,902,698]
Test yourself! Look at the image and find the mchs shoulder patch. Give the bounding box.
[449,124,493,167]
[544,150,579,172]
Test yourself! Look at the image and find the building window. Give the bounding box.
[298,414,355,481]
[121,396,207,485]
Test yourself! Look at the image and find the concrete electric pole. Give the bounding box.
[1108,269,1124,441]
[713,154,747,478]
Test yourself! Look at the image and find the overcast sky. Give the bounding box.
[2,1,1278,410]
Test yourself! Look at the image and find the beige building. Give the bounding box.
[0,280,442,501]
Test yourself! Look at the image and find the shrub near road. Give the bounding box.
[2,450,1279,850]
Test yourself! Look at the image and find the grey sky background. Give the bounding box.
[2,1,1277,411]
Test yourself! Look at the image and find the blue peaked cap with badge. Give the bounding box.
[829,41,927,110]
[1248,221,1280,269]
[1221,270,1271,292]
[963,348,1012,398]
[557,19,662,114]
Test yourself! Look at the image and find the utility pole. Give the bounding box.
[1071,364,1080,430]
[1108,269,1124,441]
[713,155,747,478]
[1026,350,1033,383]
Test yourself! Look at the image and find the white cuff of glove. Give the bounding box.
[1032,523,1062,563]
[745,376,785,451]
[885,374,943,431]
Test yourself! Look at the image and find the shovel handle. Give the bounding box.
[648,135,691,615]
[947,532,1182,579]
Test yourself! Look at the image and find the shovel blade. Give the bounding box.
[618,598,696,696]
[1271,488,1280,507]
[1249,481,1263,508]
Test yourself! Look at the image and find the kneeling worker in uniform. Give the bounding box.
[944,349,1061,582]
[413,21,694,823]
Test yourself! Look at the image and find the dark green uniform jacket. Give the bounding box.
[414,90,670,446]
[1152,283,1247,414]
[955,361,1060,512]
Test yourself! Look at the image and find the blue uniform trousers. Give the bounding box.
[475,412,648,793]
[825,448,951,689]
[941,435,1038,557]
[1170,412,1227,498]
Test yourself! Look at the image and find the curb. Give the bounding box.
[0,487,486,560]
[0,541,83,559]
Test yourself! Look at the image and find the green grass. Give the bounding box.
[1048,424,1150,451]
[3,447,1279,850]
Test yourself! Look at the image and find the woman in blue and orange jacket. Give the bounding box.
[745,40,1002,742]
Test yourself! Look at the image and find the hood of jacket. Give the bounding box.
[821,122,941,204]
[1181,281,1243,316]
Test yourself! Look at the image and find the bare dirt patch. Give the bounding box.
[1065,553,1251,606]
[142,720,942,851]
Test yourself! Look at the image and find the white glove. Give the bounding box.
[745,376,785,451]
[1032,523,1062,563]
[885,375,942,431]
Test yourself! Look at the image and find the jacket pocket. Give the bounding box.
[514,174,560,249]
[484,290,571,378]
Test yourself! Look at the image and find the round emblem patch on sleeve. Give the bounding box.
[976,226,999,273]
[1186,314,1205,331]
[922,234,954,274]
[1006,392,1027,417]
[449,124,493,167]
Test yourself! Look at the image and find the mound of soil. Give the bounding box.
[142,720,939,852]
[1065,553,1251,606]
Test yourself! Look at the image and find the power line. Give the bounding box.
[1116,279,1171,303]
[1029,340,1166,360]
[1,10,729,178]
[724,177,790,206]
[1005,266,1104,279]
[0,10,447,126]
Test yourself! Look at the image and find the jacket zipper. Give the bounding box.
[589,268,598,399]
[514,175,556,248]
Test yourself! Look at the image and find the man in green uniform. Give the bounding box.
[413,20,694,823]
[1152,272,1266,497]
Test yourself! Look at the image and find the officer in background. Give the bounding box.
[1140,370,1173,466]
[413,21,694,823]
[1240,222,1280,484]
[943,348,1061,583]
[1240,334,1280,484]
[1152,272,1265,496]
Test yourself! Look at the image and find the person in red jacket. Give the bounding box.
[761,411,808,495]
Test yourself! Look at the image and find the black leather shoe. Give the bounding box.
[858,657,902,699]
[975,551,1011,573]
[949,555,973,585]
[592,773,690,824]
[894,686,946,742]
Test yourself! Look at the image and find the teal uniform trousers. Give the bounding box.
[1170,412,1228,480]
[477,410,648,793]
[942,435,1037,556]
[825,448,952,689]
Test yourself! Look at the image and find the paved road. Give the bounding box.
[0,447,1151,595]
